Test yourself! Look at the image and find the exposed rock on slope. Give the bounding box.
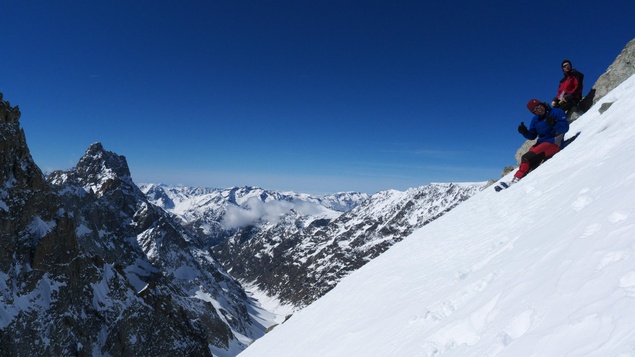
[591,37,635,104]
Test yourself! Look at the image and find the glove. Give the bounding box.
[546,115,556,126]
[518,122,528,135]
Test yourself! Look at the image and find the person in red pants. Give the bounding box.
[512,99,569,183]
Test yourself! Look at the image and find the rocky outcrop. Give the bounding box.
[591,38,635,105]
[0,93,21,123]
[0,95,263,356]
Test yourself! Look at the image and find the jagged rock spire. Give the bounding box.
[71,142,134,196]
[0,93,21,123]
[76,142,132,179]
[0,93,47,190]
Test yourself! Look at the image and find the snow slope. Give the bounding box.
[239,75,635,357]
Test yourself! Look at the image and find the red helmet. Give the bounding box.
[526,99,542,113]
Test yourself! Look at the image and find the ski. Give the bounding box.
[494,181,511,192]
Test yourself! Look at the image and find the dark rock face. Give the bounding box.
[1,95,260,356]
[0,99,46,191]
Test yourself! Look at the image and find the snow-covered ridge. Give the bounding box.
[138,183,368,229]
[238,75,635,356]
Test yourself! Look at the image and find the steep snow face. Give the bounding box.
[238,76,635,356]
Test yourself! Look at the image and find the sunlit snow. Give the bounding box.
[239,75,635,356]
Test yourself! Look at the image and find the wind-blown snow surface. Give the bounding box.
[240,76,635,357]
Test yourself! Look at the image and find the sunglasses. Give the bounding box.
[562,63,571,68]
[532,104,544,114]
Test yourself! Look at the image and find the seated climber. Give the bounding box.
[552,59,584,114]
[509,99,570,185]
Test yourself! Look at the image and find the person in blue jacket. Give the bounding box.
[511,99,569,182]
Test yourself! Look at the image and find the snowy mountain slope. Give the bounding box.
[238,76,635,356]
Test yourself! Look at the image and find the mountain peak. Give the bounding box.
[86,141,105,153]
[78,142,131,178]
[69,142,133,195]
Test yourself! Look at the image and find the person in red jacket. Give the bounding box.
[552,59,584,113]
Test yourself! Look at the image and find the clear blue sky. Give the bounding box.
[3,1,634,194]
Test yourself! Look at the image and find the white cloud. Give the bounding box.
[221,197,327,229]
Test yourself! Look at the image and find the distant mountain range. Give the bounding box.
[140,182,485,308]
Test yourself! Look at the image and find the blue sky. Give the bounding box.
[3,1,634,194]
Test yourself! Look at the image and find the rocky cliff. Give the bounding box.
[0,97,264,356]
